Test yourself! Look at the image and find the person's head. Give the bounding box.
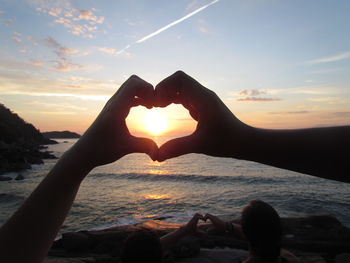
[241,200,282,262]
[121,229,163,263]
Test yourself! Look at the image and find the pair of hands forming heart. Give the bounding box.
[73,71,250,168]
[180,213,229,236]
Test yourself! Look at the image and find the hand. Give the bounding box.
[181,213,205,235]
[203,213,226,231]
[71,75,158,168]
[155,71,251,162]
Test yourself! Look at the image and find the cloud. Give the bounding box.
[12,32,21,43]
[236,89,280,102]
[333,112,350,117]
[237,97,281,102]
[2,90,110,101]
[269,111,311,115]
[197,18,209,33]
[4,18,14,27]
[35,2,104,38]
[27,101,87,111]
[19,49,32,53]
[307,51,350,64]
[30,59,44,66]
[0,10,5,14]
[76,9,104,24]
[53,62,83,72]
[97,47,118,55]
[239,89,266,96]
[42,37,83,72]
[12,37,21,43]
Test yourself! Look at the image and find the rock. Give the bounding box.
[0,175,12,181]
[335,253,350,263]
[61,232,93,252]
[15,174,24,180]
[49,215,350,263]
[297,254,326,263]
[174,236,201,258]
[44,257,95,263]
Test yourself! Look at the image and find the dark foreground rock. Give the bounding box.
[0,104,58,175]
[48,214,350,263]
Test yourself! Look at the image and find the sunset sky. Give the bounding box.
[1,0,350,136]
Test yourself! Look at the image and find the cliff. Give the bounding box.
[0,104,57,176]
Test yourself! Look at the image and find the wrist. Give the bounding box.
[228,121,257,160]
[53,145,95,183]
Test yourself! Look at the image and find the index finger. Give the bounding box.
[154,71,216,113]
[108,75,155,117]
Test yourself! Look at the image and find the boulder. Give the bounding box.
[0,175,12,181]
[15,174,24,180]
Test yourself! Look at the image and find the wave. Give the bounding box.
[89,172,302,185]
[0,193,25,203]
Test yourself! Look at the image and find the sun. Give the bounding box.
[143,109,168,136]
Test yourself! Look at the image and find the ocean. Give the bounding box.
[0,138,349,234]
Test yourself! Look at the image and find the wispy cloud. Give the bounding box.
[307,51,350,64]
[19,49,32,53]
[239,89,266,96]
[269,111,311,115]
[27,101,87,111]
[235,89,281,102]
[2,90,110,101]
[43,37,83,72]
[30,58,44,67]
[237,97,281,102]
[35,2,104,38]
[12,31,21,43]
[117,0,219,54]
[97,47,118,55]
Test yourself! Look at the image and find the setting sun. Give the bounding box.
[143,109,168,136]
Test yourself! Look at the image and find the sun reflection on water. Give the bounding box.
[144,194,170,200]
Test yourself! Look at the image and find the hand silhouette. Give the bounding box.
[155,71,250,162]
[72,75,158,168]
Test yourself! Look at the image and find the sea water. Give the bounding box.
[0,138,349,233]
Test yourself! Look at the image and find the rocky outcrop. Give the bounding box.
[0,104,57,175]
[48,214,350,263]
[43,131,81,139]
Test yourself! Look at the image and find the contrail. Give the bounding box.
[117,0,219,53]
[136,0,219,43]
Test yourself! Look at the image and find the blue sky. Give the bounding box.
[0,0,349,134]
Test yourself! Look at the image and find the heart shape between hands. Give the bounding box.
[126,71,237,162]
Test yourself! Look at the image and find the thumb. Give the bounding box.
[157,134,198,162]
[129,136,159,161]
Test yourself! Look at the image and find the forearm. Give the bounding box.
[234,125,350,182]
[0,146,93,263]
[160,227,187,252]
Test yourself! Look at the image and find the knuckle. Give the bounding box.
[174,70,186,77]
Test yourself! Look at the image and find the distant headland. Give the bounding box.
[0,104,57,177]
[42,131,81,139]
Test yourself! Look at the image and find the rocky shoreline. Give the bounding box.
[0,103,58,177]
[0,140,57,178]
[46,214,350,263]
